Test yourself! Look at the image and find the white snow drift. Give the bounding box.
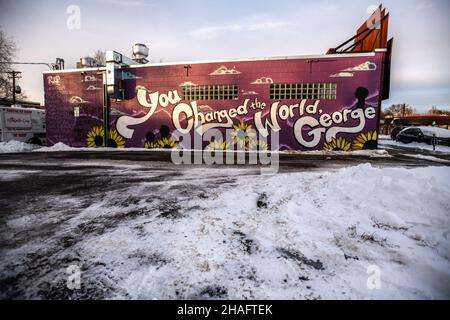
[0,140,40,153]
[1,162,448,299]
[379,139,450,154]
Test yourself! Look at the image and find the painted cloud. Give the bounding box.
[198,105,214,111]
[83,75,98,82]
[330,72,354,78]
[210,65,241,75]
[69,96,90,104]
[251,77,273,84]
[86,85,102,91]
[180,81,197,87]
[242,90,259,95]
[122,71,142,80]
[344,61,377,72]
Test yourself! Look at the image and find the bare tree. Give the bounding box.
[0,29,16,100]
[0,30,27,101]
[382,103,416,117]
[428,106,450,116]
[93,49,106,66]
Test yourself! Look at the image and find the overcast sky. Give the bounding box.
[0,0,449,112]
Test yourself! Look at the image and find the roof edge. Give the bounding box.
[43,52,376,74]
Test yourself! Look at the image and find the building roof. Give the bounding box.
[43,51,381,74]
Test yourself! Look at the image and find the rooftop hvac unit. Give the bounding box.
[76,56,97,69]
[132,43,149,63]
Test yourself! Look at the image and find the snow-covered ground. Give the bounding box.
[379,138,450,154]
[0,162,449,299]
[0,140,41,153]
[1,139,447,162]
[0,140,390,157]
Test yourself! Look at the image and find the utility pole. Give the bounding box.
[6,71,22,104]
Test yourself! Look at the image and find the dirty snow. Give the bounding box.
[379,139,450,154]
[24,141,390,158]
[0,169,42,181]
[286,149,391,158]
[0,163,449,300]
[0,140,40,153]
[403,154,450,164]
[36,142,76,152]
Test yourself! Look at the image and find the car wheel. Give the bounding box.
[27,137,42,146]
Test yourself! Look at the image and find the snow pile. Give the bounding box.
[0,140,40,153]
[1,163,448,299]
[88,165,450,299]
[379,139,450,154]
[31,143,391,157]
[418,126,450,139]
[304,149,390,157]
[33,143,176,152]
[404,154,450,164]
[35,142,75,152]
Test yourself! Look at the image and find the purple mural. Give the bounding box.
[43,51,387,151]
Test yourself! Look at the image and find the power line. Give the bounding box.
[0,58,65,70]
[0,61,53,69]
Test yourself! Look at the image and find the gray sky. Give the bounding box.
[0,0,449,112]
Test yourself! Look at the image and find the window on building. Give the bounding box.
[270,83,337,100]
[182,85,239,101]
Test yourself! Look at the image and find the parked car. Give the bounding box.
[390,126,406,140]
[396,126,450,146]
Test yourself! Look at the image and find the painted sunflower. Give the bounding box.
[323,136,352,152]
[156,137,178,149]
[351,130,378,150]
[207,139,230,151]
[144,140,159,149]
[231,122,256,149]
[86,125,104,148]
[86,126,125,148]
[249,139,269,151]
[108,128,126,148]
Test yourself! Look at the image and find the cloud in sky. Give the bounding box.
[189,14,293,40]
[98,0,154,7]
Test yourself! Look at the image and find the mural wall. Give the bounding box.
[43,52,386,151]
